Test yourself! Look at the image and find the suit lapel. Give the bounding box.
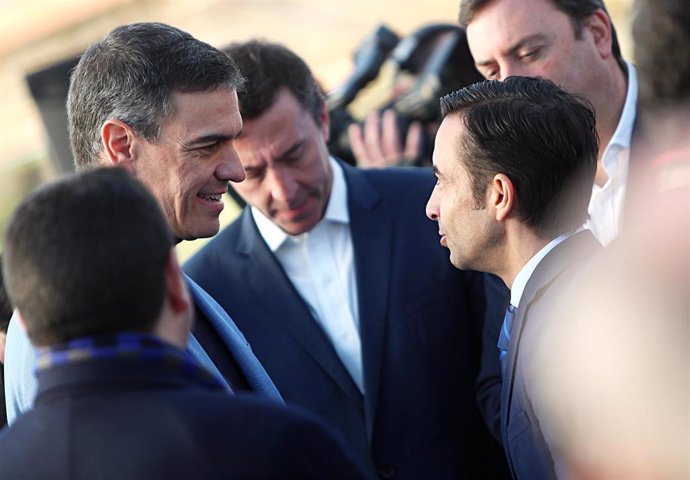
[185,274,283,403]
[343,163,392,438]
[501,230,602,441]
[237,209,364,406]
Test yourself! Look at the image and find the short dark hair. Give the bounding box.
[440,76,598,238]
[223,40,324,125]
[633,0,690,110]
[459,0,626,72]
[2,168,174,346]
[68,22,244,171]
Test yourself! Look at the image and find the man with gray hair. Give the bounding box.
[4,22,281,423]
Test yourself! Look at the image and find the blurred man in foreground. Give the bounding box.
[529,1,690,478]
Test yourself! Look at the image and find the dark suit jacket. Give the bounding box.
[184,162,507,479]
[501,230,602,479]
[0,355,364,480]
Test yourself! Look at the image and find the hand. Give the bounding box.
[347,109,423,168]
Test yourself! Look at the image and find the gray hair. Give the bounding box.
[67,22,244,170]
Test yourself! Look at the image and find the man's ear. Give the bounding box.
[101,119,140,174]
[489,173,515,222]
[164,249,191,314]
[318,100,331,142]
[585,9,613,60]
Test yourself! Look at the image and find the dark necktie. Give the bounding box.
[497,304,517,378]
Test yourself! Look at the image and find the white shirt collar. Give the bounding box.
[602,62,638,170]
[252,157,349,252]
[510,232,573,307]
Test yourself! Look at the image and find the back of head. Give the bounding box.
[68,22,244,171]
[459,0,625,71]
[440,76,598,238]
[634,0,690,111]
[223,40,323,124]
[2,168,174,346]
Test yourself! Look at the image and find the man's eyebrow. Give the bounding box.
[276,139,304,160]
[475,34,547,68]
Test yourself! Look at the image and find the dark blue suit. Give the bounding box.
[2,276,282,424]
[501,231,602,479]
[0,354,364,479]
[184,162,507,479]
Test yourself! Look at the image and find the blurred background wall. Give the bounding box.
[0,0,634,256]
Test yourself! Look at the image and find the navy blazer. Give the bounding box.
[2,277,281,425]
[501,231,602,479]
[0,356,364,479]
[184,161,507,479]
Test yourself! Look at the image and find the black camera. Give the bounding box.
[327,23,484,166]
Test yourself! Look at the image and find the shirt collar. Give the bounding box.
[510,232,573,307]
[252,157,349,252]
[604,62,638,164]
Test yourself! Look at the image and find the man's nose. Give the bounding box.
[216,146,246,183]
[426,188,440,221]
[267,168,297,204]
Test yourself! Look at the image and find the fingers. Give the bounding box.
[348,122,374,167]
[402,121,424,166]
[348,109,407,168]
[381,109,403,163]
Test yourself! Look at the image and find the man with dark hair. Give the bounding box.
[4,22,281,424]
[457,0,637,448]
[426,76,601,479]
[0,167,364,479]
[184,39,508,479]
[634,0,690,111]
[459,0,634,247]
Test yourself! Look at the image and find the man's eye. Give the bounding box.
[519,48,540,62]
[483,68,499,80]
[198,143,220,154]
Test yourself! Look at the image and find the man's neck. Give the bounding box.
[497,225,550,289]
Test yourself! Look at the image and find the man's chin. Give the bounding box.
[175,222,220,242]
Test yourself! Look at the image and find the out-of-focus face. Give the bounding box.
[466,0,606,102]
[231,87,333,236]
[426,114,498,271]
[135,88,245,240]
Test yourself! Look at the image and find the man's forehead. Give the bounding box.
[165,88,241,135]
[466,0,567,52]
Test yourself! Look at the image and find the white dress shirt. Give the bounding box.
[586,62,638,246]
[251,158,364,392]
